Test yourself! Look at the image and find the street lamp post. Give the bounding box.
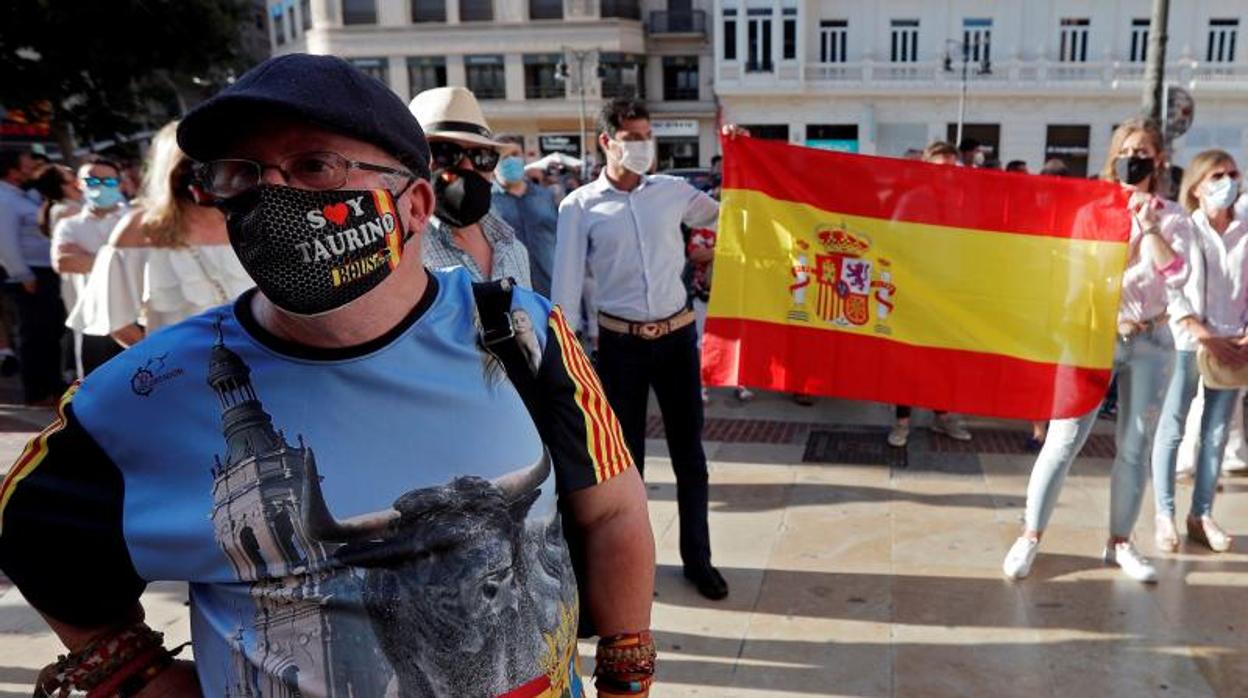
[943,40,991,149]
[557,47,598,181]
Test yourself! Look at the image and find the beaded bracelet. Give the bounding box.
[34,623,182,698]
[595,630,657,695]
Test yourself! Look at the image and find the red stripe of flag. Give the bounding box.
[703,318,1109,421]
[722,136,1130,242]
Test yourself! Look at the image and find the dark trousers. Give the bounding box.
[8,268,67,403]
[597,322,711,566]
[80,334,124,376]
[896,406,946,420]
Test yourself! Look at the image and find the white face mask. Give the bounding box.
[613,138,655,176]
[1204,175,1240,211]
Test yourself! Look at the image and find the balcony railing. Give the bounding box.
[649,9,706,35]
[769,59,1248,89]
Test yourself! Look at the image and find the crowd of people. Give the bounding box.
[0,52,1243,696]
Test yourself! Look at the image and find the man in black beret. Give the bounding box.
[0,54,656,698]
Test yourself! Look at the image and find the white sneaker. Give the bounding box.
[701,388,709,405]
[931,414,973,441]
[1103,541,1158,583]
[1003,537,1039,580]
[887,423,909,448]
[734,386,755,402]
[1223,460,1248,474]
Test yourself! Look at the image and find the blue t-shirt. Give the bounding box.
[0,268,633,697]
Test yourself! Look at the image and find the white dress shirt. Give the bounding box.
[1115,197,1192,324]
[1169,196,1248,349]
[552,172,719,333]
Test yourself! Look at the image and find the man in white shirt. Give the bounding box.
[51,158,128,376]
[552,99,728,600]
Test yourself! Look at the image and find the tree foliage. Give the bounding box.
[0,0,258,152]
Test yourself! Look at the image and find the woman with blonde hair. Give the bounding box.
[1150,149,1244,553]
[1003,118,1193,582]
[69,121,252,346]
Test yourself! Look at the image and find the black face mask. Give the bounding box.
[1114,156,1156,185]
[221,184,410,316]
[433,167,492,228]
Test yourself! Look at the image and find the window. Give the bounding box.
[890,19,918,63]
[1207,18,1239,63]
[656,138,699,170]
[1060,18,1090,62]
[820,20,847,63]
[740,124,789,141]
[524,54,563,99]
[601,53,646,98]
[465,55,506,99]
[342,0,376,24]
[301,0,312,30]
[782,7,797,60]
[945,123,1000,157]
[806,124,859,152]
[962,18,991,64]
[411,0,445,22]
[349,57,389,85]
[273,4,286,45]
[529,0,562,20]
[1045,125,1090,177]
[601,0,640,20]
[723,8,738,61]
[662,56,699,101]
[746,8,774,72]
[460,0,492,21]
[408,56,447,95]
[1130,18,1149,63]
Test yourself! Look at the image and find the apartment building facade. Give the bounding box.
[714,0,1248,172]
[267,0,717,169]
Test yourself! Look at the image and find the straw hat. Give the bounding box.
[408,86,502,149]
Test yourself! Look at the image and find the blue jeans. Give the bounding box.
[1024,326,1173,536]
[1152,350,1235,517]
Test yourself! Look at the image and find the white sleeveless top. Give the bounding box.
[68,243,253,336]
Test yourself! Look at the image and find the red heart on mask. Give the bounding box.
[323,202,349,226]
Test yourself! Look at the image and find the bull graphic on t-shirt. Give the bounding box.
[300,449,576,696]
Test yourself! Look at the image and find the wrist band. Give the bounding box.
[595,631,657,695]
[34,623,184,698]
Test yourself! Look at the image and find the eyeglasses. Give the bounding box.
[194,151,415,199]
[83,176,119,187]
[1210,170,1241,181]
[429,141,500,172]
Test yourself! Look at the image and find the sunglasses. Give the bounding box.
[83,176,119,187]
[429,141,500,171]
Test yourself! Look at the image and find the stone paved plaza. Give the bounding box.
[0,391,1243,697]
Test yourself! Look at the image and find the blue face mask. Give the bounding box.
[85,182,125,210]
[496,156,526,184]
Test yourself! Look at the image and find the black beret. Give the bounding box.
[177,53,431,181]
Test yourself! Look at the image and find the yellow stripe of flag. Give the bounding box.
[712,189,1127,369]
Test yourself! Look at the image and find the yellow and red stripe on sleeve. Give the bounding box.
[548,307,632,483]
[0,382,80,535]
[703,137,1132,421]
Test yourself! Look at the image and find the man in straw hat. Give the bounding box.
[411,86,533,290]
[0,55,656,698]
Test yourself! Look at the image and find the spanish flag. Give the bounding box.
[702,137,1132,420]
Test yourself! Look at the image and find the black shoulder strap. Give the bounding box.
[473,278,540,419]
